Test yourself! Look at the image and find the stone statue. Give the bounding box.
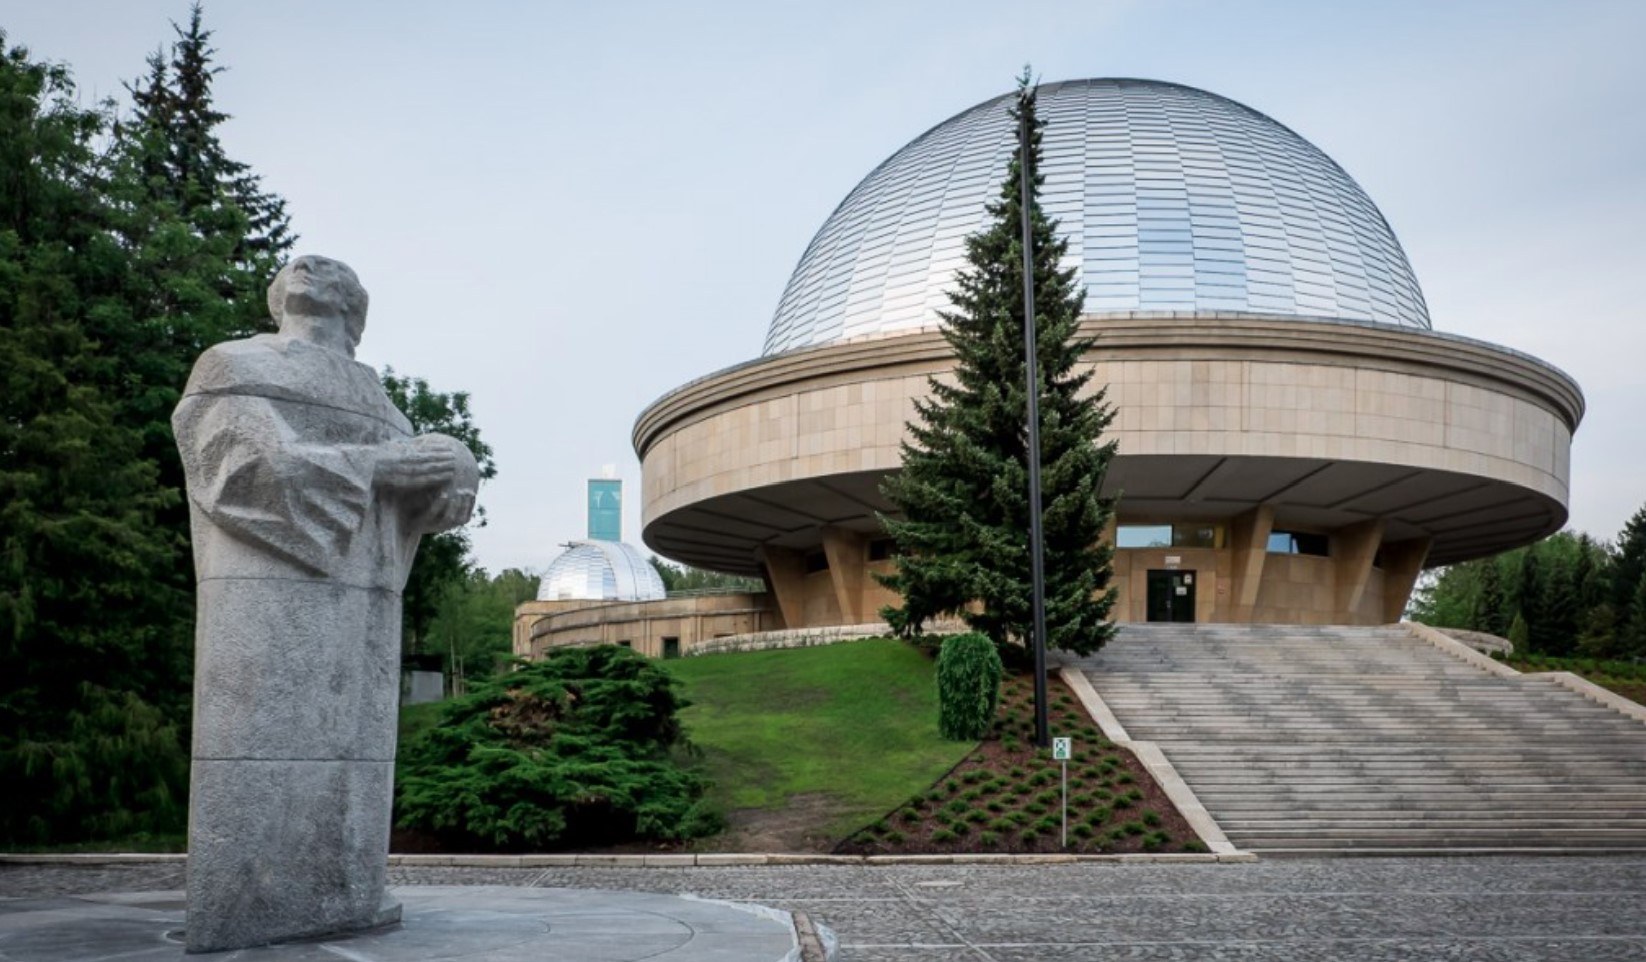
[172,255,478,952]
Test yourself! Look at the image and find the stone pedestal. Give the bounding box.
[184,580,405,952]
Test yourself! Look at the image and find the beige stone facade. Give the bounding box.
[521,314,1582,651]
[643,316,1578,624]
[513,592,779,661]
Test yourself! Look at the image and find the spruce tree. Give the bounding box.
[103,6,299,741]
[1516,550,1547,653]
[0,37,190,843]
[1472,559,1509,638]
[1507,611,1530,653]
[879,72,1118,656]
[125,3,293,280]
[1612,504,1646,616]
[1540,555,1579,656]
[1,10,299,842]
[1620,571,1646,660]
[1574,534,1619,656]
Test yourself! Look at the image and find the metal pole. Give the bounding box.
[1019,93,1051,750]
[1061,758,1068,848]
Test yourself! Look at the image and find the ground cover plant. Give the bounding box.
[394,645,719,851]
[665,639,974,851]
[1501,653,1646,706]
[838,670,1201,855]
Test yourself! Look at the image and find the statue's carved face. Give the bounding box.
[269,256,370,347]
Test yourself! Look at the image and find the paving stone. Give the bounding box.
[3,856,1644,961]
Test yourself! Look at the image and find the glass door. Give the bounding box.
[1145,570,1197,623]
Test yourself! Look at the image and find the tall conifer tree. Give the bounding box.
[1540,557,1579,656]
[0,37,191,844]
[125,3,292,282]
[1472,559,1509,638]
[104,4,299,714]
[1517,549,1548,653]
[1612,504,1646,616]
[1621,572,1646,659]
[0,9,299,842]
[879,72,1118,656]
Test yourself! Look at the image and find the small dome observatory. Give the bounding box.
[537,540,666,603]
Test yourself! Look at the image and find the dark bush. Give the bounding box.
[936,633,1004,740]
[395,645,721,850]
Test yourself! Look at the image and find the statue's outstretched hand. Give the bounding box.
[414,488,475,533]
[375,443,459,491]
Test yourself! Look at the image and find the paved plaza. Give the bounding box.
[4,856,1645,960]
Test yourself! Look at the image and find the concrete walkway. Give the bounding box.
[0,883,811,961]
[5,857,1646,960]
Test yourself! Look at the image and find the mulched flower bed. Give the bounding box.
[835,670,1204,855]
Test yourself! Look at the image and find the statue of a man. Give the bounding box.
[173,255,477,952]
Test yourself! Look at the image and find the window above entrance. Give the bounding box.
[1116,523,1223,549]
[1268,531,1330,556]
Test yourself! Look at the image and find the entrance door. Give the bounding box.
[662,637,681,659]
[1145,570,1197,623]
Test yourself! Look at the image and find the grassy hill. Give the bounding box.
[666,638,972,851]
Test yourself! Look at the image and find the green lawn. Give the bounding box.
[399,699,447,746]
[665,639,974,846]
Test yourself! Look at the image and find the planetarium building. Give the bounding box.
[523,78,1582,657]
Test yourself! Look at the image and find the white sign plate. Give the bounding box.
[1052,737,1072,761]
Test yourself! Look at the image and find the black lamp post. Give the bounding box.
[1018,92,1051,750]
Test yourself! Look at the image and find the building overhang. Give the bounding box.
[634,315,1583,576]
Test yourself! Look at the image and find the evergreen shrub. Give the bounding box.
[936,632,1004,740]
[395,645,720,850]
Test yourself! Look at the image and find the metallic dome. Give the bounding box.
[765,78,1429,355]
[537,540,667,602]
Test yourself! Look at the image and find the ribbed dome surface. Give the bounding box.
[765,78,1429,355]
[537,540,667,602]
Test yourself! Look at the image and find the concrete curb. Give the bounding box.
[0,851,1251,867]
[1400,621,1522,679]
[1058,666,1254,862]
[1404,620,1646,726]
[1531,670,1646,726]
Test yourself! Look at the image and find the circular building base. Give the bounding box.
[0,886,817,961]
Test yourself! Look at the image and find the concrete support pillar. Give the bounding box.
[757,544,806,630]
[1227,504,1275,620]
[1331,518,1386,619]
[820,526,869,624]
[1379,536,1433,623]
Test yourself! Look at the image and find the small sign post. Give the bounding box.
[1051,737,1072,848]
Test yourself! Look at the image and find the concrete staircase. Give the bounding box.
[1073,624,1646,855]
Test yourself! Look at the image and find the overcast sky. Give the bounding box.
[10,0,1644,574]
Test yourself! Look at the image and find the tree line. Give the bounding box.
[0,9,494,845]
[1412,506,1646,660]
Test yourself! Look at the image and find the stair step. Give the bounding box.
[1079,624,1646,856]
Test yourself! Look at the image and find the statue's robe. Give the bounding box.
[173,334,418,952]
